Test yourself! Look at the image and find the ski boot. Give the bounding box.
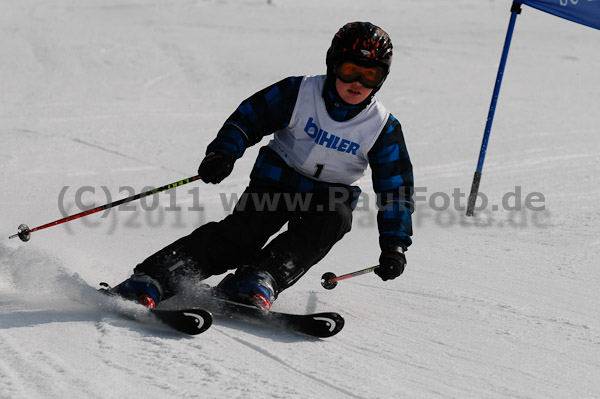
[216,267,278,311]
[100,273,164,309]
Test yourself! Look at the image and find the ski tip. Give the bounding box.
[151,308,213,335]
[311,312,345,338]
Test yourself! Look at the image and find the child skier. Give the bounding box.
[108,21,414,310]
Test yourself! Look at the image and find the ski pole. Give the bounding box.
[8,175,203,242]
[321,266,379,290]
[466,2,522,216]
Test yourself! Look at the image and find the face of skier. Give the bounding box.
[335,78,374,105]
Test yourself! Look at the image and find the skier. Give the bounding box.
[107,21,414,310]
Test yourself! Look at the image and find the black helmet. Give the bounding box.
[326,22,393,90]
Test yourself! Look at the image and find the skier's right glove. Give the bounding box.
[375,245,406,281]
[198,151,235,184]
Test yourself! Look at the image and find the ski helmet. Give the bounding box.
[326,22,393,91]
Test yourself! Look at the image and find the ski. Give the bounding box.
[197,293,344,338]
[97,284,213,335]
[98,283,342,337]
[102,303,213,336]
[102,304,213,336]
[148,308,213,335]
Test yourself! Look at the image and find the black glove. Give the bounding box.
[375,245,406,281]
[198,151,235,184]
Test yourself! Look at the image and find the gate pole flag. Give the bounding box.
[520,0,600,31]
[466,0,600,217]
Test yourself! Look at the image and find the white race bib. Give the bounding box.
[268,75,390,185]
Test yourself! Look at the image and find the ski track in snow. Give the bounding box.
[2,0,600,398]
[216,328,365,399]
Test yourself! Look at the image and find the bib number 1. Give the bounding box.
[314,164,324,179]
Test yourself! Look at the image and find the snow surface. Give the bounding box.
[1,0,600,398]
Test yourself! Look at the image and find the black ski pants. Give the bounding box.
[134,184,354,298]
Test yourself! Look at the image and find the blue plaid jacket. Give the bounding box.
[206,76,413,251]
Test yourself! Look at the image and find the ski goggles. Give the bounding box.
[334,61,386,89]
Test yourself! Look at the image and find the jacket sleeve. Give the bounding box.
[206,76,303,159]
[367,114,414,251]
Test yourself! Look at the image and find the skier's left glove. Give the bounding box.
[375,245,406,281]
[198,151,235,184]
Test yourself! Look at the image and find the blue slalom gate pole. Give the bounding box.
[466,2,522,216]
